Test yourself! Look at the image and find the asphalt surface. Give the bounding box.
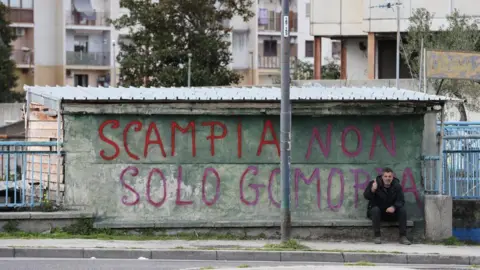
[0,258,473,270]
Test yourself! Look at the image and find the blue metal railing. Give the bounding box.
[0,141,61,208]
[439,122,480,199]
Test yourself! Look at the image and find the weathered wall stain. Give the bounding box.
[64,114,424,225]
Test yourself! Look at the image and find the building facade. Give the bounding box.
[309,0,479,80]
[3,0,117,90]
[4,0,336,90]
[230,0,337,85]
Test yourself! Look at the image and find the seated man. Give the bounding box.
[364,167,411,245]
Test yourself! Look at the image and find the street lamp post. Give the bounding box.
[249,51,254,85]
[187,53,192,87]
[112,40,116,87]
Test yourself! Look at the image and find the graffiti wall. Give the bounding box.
[63,114,424,225]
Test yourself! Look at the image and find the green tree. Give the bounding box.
[111,0,254,87]
[402,8,480,120]
[292,59,340,80]
[0,3,21,102]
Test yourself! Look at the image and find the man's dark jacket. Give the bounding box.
[363,175,405,215]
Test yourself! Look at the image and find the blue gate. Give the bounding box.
[0,141,61,208]
[441,122,480,200]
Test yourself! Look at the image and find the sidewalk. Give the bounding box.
[0,239,479,265]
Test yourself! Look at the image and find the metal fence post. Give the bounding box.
[56,100,62,204]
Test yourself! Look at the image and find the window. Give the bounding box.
[74,36,89,52]
[263,40,277,57]
[232,32,247,51]
[332,41,341,58]
[22,0,32,8]
[74,74,89,87]
[306,3,310,18]
[1,0,33,8]
[8,0,20,7]
[305,40,314,58]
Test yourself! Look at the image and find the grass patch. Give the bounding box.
[200,267,215,270]
[237,264,250,268]
[0,220,314,249]
[263,239,311,251]
[471,265,480,269]
[441,236,480,246]
[0,218,261,241]
[443,236,465,246]
[2,220,20,233]
[345,261,376,266]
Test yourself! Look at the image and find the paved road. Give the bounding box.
[0,258,472,270]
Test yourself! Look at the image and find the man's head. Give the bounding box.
[381,167,394,187]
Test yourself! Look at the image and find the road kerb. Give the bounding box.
[0,247,14,257]
[14,247,84,258]
[151,250,216,260]
[216,250,281,261]
[280,251,344,262]
[406,254,471,265]
[0,247,477,265]
[83,248,151,259]
[343,252,408,264]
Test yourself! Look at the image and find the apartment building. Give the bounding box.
[309,0,480,80]
[4,0,335,89]
[231,0,337,85]
[3,0,119,89]
[2,0,34,92]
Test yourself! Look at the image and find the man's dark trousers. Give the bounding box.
[368,206,407,237]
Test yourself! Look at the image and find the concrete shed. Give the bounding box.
[25,85,458,239]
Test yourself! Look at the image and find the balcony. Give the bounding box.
[258,10,297,32]
[10,50,34,66]
[7,8,33,24]
[258,56,298,69]
[66,51,110,66]
[66,11,110,27]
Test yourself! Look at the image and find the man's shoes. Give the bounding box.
[399,236,411,245]
[374,237,382,244]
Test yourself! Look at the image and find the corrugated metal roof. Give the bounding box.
[24,85,460,110]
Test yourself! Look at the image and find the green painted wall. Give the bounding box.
[63,113,424,226]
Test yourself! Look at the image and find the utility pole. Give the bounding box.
[396,3,400,89]
[369,1,402,89]
[280,0,292,243]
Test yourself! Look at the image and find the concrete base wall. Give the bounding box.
[0,211,422,241]
[115,226,418,242]
[424,195,453,241]
[93,220,419,241]
[0,212,93,233]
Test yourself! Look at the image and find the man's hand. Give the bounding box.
[371,181,378,192]
[386,206,395,213]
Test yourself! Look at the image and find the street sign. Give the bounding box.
[283,16,289,37]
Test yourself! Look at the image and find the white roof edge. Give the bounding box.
[23,85,461,111]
